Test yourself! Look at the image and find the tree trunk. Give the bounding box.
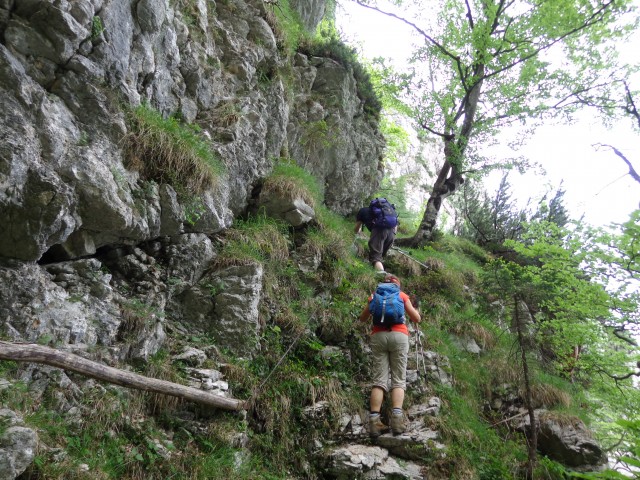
[514,298,538,478]
[401,66,485,247]
[0,341,247,411]
[400,157,464,247]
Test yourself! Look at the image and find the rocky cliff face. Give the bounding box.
[0,2,387,476]
[0,0,384,263]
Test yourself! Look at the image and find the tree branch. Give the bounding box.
[592,363,640,382]
[594,143,640,185]
[353,0,467,87]
[0,341,247,411]
[612,327,639,347]
[484,0,617,82]
[464,0,475,29]
[418,120,452,139]
[623,80,640,129]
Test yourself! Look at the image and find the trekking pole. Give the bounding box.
[417,330,427,377]
[391,246,431,271]
[411,322,427,378]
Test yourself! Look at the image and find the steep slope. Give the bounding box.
[0,1,610,479]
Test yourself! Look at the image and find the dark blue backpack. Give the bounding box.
[369,198,398,229]
[369,282,405,327]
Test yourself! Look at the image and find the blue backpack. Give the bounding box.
[369,198,398,229]
[369,282,405,327]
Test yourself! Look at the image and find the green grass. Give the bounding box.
[212,213,290,268]
[263,159,324,209]
[124,104,225,193]
[262,0,306,56]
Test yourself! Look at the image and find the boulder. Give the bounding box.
[537,414,607,469]
[0,409,38,479]
[324,444,425,479]
[512,410,607,470]
[257,190,316,227]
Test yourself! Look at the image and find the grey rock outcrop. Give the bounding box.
[287,54,384,214]
[0,409,38,479]
[172,262,264,358]
[409,348,452,388]
[256,189,316,227]
[309,388,446,478]
[0,262,120,346]
[451,334,482,354]
[210,263,264,358]
[508,408,608,470]
[0,0,383,263]
[537,414,607,469]
[290,0,326,32]
[325,444,425,479]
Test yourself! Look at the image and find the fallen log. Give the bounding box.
[0,341,246,411]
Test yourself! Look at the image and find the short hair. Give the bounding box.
[384,274,401,286]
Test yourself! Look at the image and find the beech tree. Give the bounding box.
[354,0,637,246]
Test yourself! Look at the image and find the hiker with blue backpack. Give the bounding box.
[359,274,421,437]
[354,198,398,274]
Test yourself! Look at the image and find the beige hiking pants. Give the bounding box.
[370,331,409,391]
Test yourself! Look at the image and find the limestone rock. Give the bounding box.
[512,409,607,470]
[289,0,326,32]
[172,347,207,367]
[0,409,38,480]
[537,414,607,469]
[257,189,316,227]
[0,0,382,266]
[288,56,384,215]
[407,397,441,418]
[210,263,264,358]
[451,335,482,354]
[324,444,425,479]
[164,234,216,286]
[375,425,443,462]
[0,263,120,346]
[184,368,228,394]
[408,349,452,387]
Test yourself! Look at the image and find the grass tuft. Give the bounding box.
[262,160,323,209]
[211,214,290,268]
[124,104,225,192]
[528,382,572,409]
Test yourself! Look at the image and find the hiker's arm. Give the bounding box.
[405,299,421,324]
[359,304,371,322]
[354,220,363,234]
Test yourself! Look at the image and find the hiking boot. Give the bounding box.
[390,411,406,435]
[368,415,389,438]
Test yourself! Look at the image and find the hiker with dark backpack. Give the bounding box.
[358,274,421,437]
[354,198,398,274]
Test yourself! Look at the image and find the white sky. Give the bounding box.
[335,0,640,228]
